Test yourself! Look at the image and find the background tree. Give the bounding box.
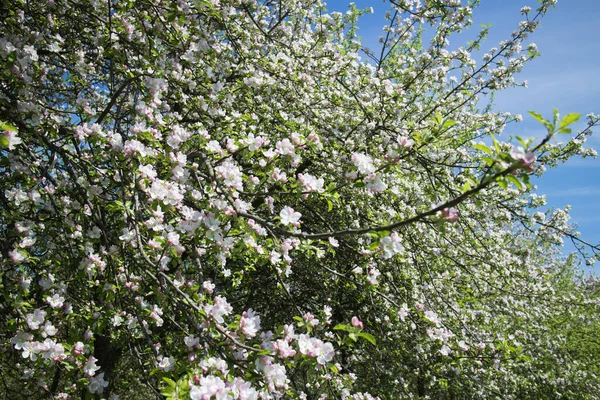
[1,0,599,399]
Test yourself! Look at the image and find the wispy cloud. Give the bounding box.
[546,186,600,197]
[492,68,600,116]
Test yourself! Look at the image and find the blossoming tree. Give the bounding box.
[1,0,599,398]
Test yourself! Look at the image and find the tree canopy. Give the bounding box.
[1,0,599,399]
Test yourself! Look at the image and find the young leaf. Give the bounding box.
[0,121,17,132]
[333,323,353,332]
[443,120,457,130]
[473,143,493,154]
[558,113,581,131]
[357,332,377,345]
[528,110,546,125]
[529,110,554,132]
[506,175,523,190]
[162,377,177,388]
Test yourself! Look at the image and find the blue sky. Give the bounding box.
[326,0,600,271]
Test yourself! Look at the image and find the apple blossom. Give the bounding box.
[1,0,598,398]
[279,206,302,227]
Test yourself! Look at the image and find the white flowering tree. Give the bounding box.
[1,0,599,398]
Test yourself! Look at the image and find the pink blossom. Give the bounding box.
[3,129,22,150]
[398,304,409,321]
[88,372,109,394]
[215,161,244,191]
[297,334,335,365]
[424,310,441,326]
[397,136,414,149]
[351,153,376,175]
[26,309,46,330]
[230,377,259,400]
[511,146,536,171]
[440,207,458,223]
[9,249,27,263]
[22,341,40,361]
[380,232,404,259]
[365,174,387,193]
[367,267,381,285]
[263,363,288,392]
[279,206,301,227]
[84,356,101,377]
[351,316,364,329]
[184,335,200,348]
[315,341,335,365]
[147,179,184,206]
[10,331,33,350]
[274,339,297,358]
[240,308,261,338]
[439,345,451,356]
[157,355,176,372]
[275,138,295,156]
[138,164,157,181]
[204,296,233,324]
[41,321,57,337]
[39,339,65,361]
[244,133,266,151]
[203,281,215,294]
[73,341,85,355]
[298,173,325,193]
[272,168,288,183]
[46,294,65,309]
[190,375,227,399]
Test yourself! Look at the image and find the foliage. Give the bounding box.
[0,0,599,399]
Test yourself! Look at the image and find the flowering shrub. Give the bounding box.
[1,0,599,398]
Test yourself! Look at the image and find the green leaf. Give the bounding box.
[333,323,353,332]
[528,110,554,132]
[516,136,534,150]
[177,378,189,393]
[162,377,177,388]
[521,174,531,189]
[473,143,493,154]
[482,156,495,167]
[506,175,523,190]
[528,111,546,125]
[559,113,581,130]
[443,120,457,130]
[491,135,501,153]
[0,121,17,132]
[357,332,377,345]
